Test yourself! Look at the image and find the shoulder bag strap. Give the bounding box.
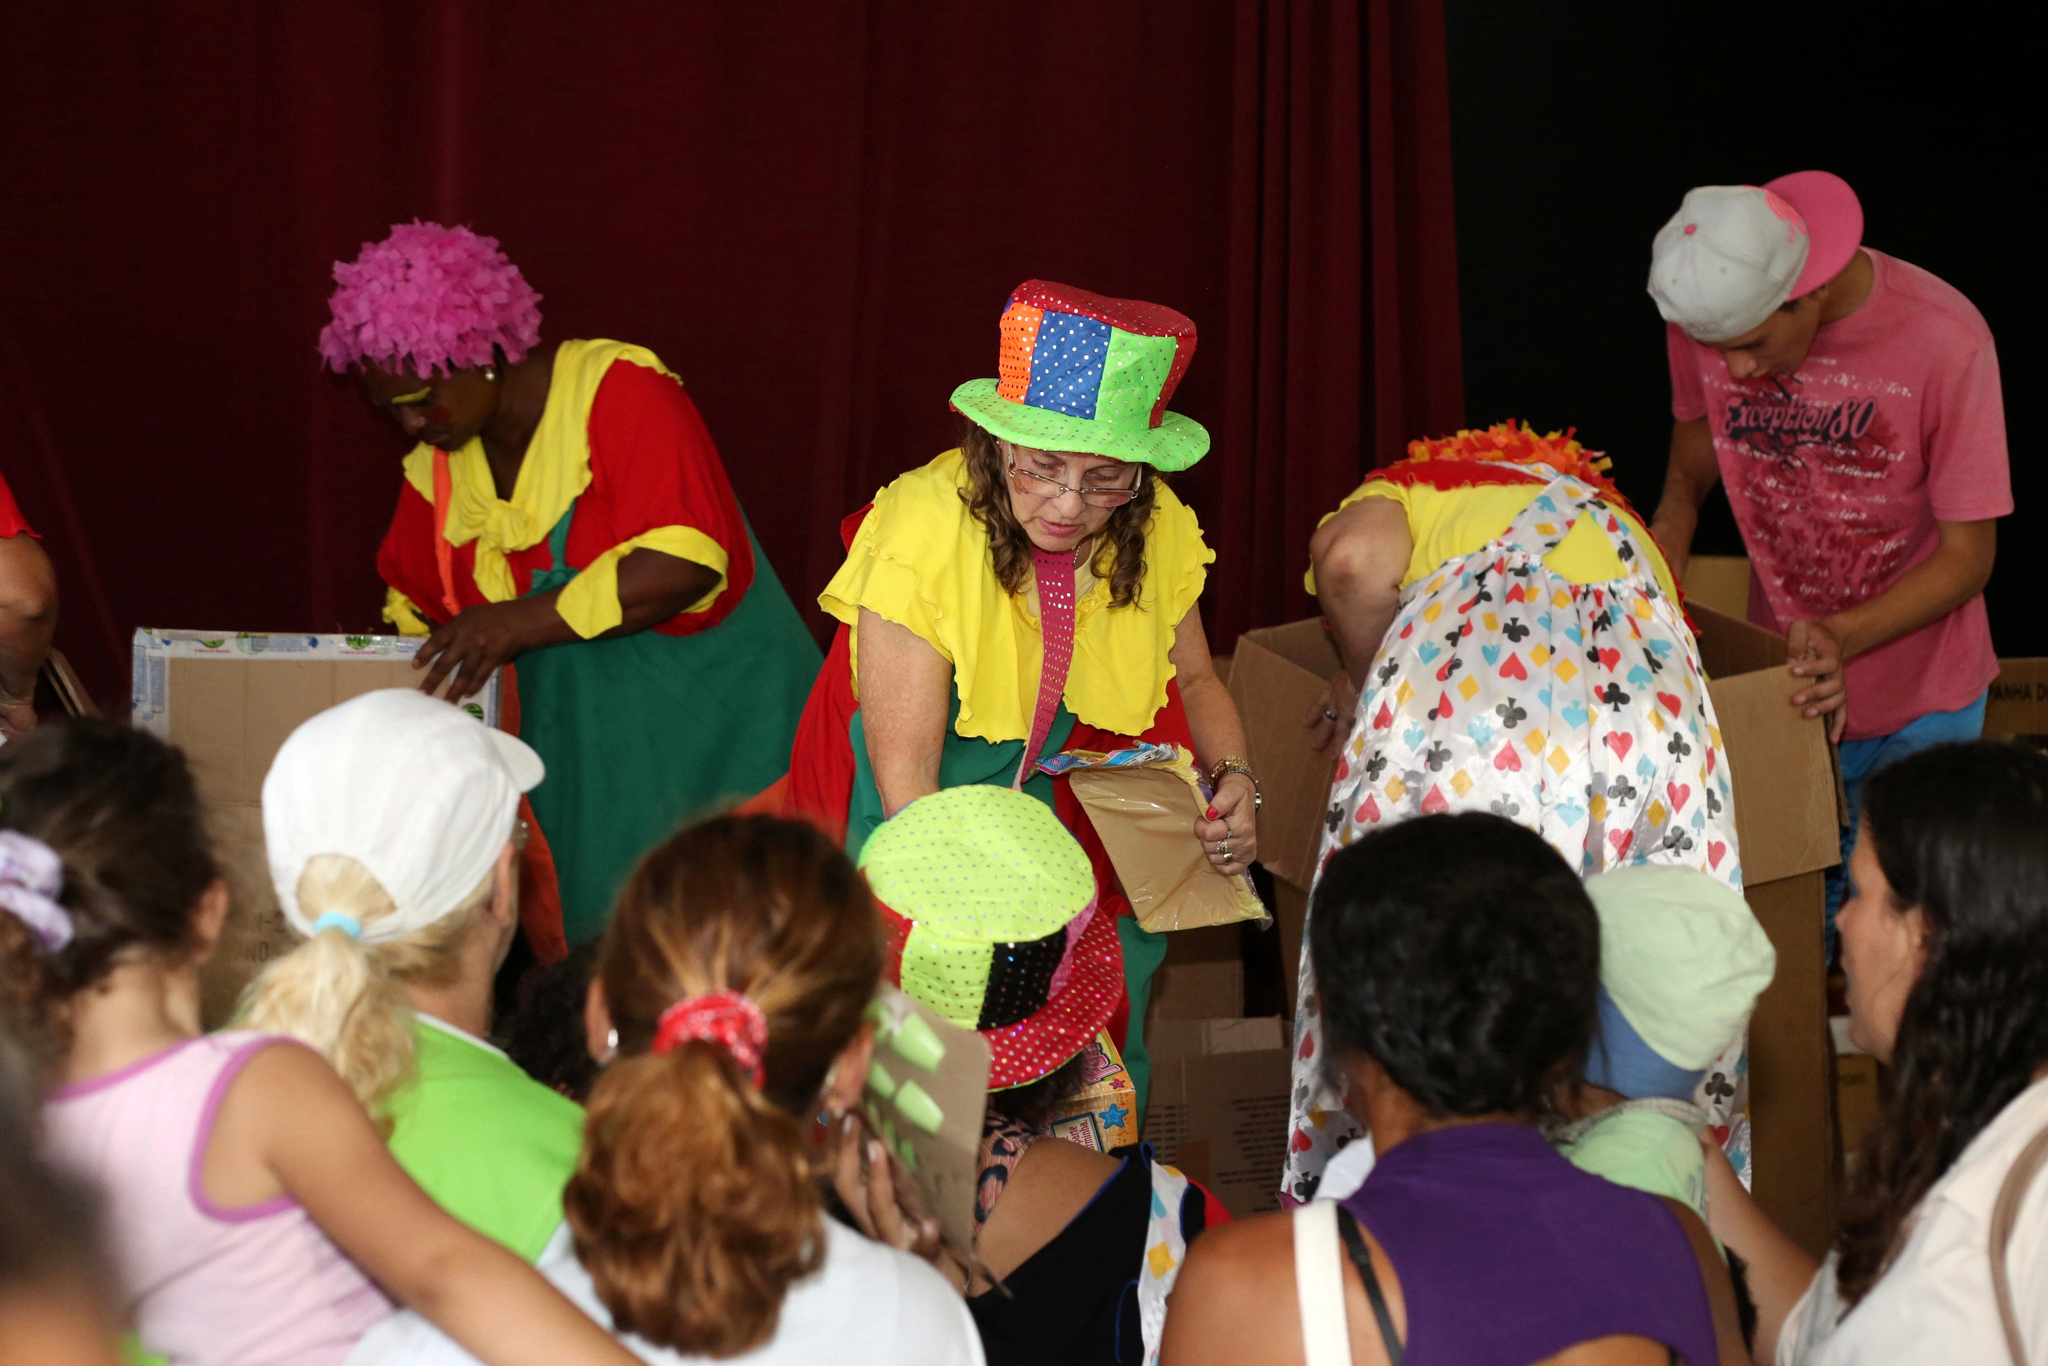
[1293,1200,1353,1366]
[1992,1121,2048,1366]
[1336,1208,1403,1364]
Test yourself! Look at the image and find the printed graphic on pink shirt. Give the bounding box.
[1715,373,1917,620]
[1667,249,2011,739]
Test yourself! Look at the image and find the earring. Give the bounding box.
[483,365,498,382]
[600,1027,618,1063]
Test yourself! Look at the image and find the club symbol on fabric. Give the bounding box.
[1377,656,1400,686]
[1489,797,1522,819]
[1422,742,1453,772]
[1606,776,1638,803]
[1704,1073,1735,1104]
[1667,732,1693,759]
[1597,682,1631,712]
[1662,827,1696,853]
[1706,787,1724,817]
[1495,699,1527,729]
[1502,617,1531,642]
[1364,754,1388,782]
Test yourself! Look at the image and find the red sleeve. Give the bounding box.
[567,361,755,636]
[0,471,35,538]
[1666,323,1709,423]
[376,479,505,626]
[1923,337,2013,523]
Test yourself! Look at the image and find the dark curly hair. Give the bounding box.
[1834,741,2048,1307]
[1309,812,1598,1118]
[957,422,1158,608]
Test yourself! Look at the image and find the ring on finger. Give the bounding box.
[1323,709,1339,721]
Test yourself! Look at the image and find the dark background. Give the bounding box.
[1445,0,2041,654]
[0,1,1462,713]
[2,2,2036,715]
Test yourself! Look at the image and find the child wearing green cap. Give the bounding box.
[1554,863,1776,1216]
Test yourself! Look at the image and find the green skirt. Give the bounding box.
[519,505,821,945]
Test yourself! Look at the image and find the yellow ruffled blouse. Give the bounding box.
[820,448,1213,743]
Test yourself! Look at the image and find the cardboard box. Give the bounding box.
[1682,555,1754,621]
[1987,657,2048,738]
[132,630,499,1025]
[1688,603,1842,1259]
[1147,923,1245,1025]
[1226,619,1343,893]
[1145,1017,1292,1219]
[1226,606,1842,1253]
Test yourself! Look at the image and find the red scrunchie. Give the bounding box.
[651,989,769,1088]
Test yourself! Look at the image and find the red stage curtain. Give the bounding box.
[0,1,1462,709]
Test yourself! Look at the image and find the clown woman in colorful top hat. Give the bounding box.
[781,280,1261,1116]
[320,222,822,954]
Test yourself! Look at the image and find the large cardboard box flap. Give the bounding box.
[132,630,499,1023]
[1987,658,2048,737]
[1227,620,1342,892]
[1690,605,1840,885]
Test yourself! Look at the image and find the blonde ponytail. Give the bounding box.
[238,854,488,1112]
[564,814,882,1357]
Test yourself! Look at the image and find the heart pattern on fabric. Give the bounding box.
[1287,468,1745,1219]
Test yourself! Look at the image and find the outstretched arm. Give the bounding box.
[856,609,954,818]
[0,533,57,739]
[1648,418,1720,588]
[231,1044,638,1366]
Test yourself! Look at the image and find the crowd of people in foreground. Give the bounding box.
[2,696,2046,1366]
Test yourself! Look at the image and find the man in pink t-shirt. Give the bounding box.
[1644,171,2009,928]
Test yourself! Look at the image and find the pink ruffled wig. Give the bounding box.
[317,221,543,376]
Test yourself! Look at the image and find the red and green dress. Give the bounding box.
[780,447,1214,1115]
[379,339,820,951]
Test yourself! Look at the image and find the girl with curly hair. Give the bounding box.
[775,280,1257,1118]
[321,221,821,952]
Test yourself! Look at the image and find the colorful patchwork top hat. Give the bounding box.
[950,279,1210,472]
[857,785,1122,1089]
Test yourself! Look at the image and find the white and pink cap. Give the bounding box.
[1647,171,1863,342]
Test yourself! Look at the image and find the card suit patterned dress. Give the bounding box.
[1282,468,1744,1203]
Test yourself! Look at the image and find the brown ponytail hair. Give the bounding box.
[564,814,883,1357]
[0,720,218,1071]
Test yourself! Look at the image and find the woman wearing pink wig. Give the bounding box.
[320,222,820,953]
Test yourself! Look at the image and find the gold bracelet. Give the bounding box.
[1208,755,1262,809]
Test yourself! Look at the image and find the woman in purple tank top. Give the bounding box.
[1162,813,1745,1366]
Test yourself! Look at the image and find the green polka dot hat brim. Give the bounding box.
[947,279,1212,473]
[858,784,1125,1089]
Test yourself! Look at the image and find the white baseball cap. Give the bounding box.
[262,689,543,944]
[1647,184,1811,343]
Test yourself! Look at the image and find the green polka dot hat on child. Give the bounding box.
[950,279,1211,472]
[857,785,1123,1089]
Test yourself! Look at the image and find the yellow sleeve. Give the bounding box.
[553,526,732,640]
[384,588,432,637]
[1303,478,1409,595]
[818,451,987,666]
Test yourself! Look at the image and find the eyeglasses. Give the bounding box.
[1005,460,1145,508]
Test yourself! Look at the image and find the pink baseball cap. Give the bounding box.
[1764,171,1864,298]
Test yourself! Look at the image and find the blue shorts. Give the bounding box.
[1826,691,1988,943]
